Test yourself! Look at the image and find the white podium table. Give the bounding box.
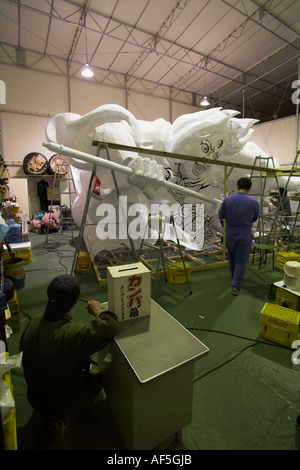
[99,299,209,450]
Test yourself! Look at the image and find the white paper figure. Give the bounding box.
[46,105,300,255]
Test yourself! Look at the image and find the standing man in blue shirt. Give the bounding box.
[218,177,260,296]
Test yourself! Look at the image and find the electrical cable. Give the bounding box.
[246,264,274,286]
[18,296,90,323]
[23,234,292,383]
[193,342,261,382]
[186,326,295,383]
[31,238,76,273]
[19,307,32,321]
[186,326,291,350]
[17,235,78,323]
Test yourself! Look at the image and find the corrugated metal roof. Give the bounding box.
[0,0,299,122]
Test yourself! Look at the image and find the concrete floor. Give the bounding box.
[5,230,300,450]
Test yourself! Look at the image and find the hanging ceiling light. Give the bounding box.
[81,63,94,78]
[200,96,210,106]
[81,18,94,78]
[200,57,210,107]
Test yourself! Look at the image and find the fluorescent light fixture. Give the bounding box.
[81,64,94,78]
[200,96,210,106]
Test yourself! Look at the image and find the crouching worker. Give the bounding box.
[19,274,119,450]
[40,210,60,233]
[29,211,44,232]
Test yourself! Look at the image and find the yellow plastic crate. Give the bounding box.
[6,291,20,333]
[2,248,32,264]
[166,262,191,285]
[259,302,300,347]
[76,252,92,272]
[276,287,300,311]
[276,252,300,271]
[2,362,18,450]
[8,289,18,310]
[6,206,19,215]
[5,309,20,333]
[2,409,17,450]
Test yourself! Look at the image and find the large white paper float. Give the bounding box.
[45,105,300,255]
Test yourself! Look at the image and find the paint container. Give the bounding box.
[3,258,25,290]
[284,261,300,290]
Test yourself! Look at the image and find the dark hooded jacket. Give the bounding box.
[19,310,119,418]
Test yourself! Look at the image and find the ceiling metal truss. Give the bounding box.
[0,0,299,122]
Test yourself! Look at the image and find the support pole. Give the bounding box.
[98,142,138,261]
[42,142,222,209]
[70,164,97,275]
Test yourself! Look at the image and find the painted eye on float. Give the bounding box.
[217,139,223,148]
[200,140,210,154]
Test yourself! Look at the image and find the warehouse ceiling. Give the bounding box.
[0,0,300,123]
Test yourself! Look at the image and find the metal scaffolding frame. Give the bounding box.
[43,140,297,278]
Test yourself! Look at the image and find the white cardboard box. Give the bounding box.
[107,262,151,322]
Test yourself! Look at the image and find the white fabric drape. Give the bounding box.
[250,115,299,166]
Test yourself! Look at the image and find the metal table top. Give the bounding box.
[102,299,209,383]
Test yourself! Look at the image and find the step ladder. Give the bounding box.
[250,156,283,245]
[279,149,300,251]
[70,141,139,275]
[46,164,77,243]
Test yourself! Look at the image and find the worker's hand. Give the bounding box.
[86,300,102,317]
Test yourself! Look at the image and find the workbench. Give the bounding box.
[99,299,209,450]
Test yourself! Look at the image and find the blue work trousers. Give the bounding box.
[225,230,253,289]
